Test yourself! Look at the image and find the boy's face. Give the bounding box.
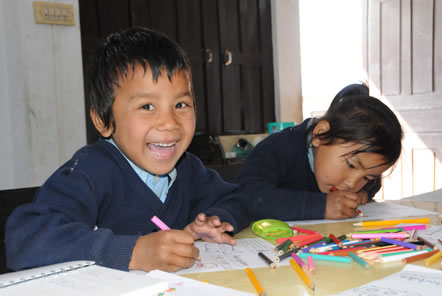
[104,67,195,175]
[312,121,391,193]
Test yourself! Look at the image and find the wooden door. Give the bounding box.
[363,0,442,199]
[218,0,274,134]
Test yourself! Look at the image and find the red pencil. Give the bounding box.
[290,226,319,235]
[329,233,344,248]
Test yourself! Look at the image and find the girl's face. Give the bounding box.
[312,121,391,193]
[93,66,196,175]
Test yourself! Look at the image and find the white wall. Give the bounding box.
[271,0,303,125]
[299,0,365,118]
[0,0,86,190]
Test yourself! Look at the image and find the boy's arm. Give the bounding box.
[234,134,327,221]
[5,168,138,271]
[185,153,250,233]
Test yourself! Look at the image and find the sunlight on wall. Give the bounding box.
[299,0,365,98]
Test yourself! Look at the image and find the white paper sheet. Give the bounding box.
[176,238,286,275]
[144,270,255,296]
[286,201,439,225]
[330,264,442,296]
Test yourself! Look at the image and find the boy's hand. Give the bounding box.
[184,213,236,246]
[129,230,199,272]
[325,190,367,219]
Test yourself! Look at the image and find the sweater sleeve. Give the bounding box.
[234,131,327,221]
[5,163,138,272]
[184,154,250,233]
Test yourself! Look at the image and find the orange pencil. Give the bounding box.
[402,249,439,264]
[289,258,315,291]
[245,267,266,296]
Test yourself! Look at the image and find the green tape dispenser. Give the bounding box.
[252,219,292,239]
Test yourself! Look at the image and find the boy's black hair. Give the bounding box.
[87,26,193,131]
[307,83,403,167]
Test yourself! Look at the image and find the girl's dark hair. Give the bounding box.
[87,26,193,131]
[307,83,403,166]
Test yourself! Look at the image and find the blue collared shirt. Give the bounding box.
[106,138,176,203]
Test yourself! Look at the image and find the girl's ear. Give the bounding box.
[90,108,113,138]
[311,120,331,147]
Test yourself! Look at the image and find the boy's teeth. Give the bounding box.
[152,142,175,147]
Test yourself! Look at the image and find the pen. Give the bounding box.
[289,258,315,291]
[245,267,266,296]
[151,215,170,230]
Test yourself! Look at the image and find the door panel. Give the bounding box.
[364,0,442,199]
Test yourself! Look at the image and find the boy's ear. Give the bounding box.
[90,108,113,138]
[312,120,330,147]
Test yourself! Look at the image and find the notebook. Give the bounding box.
[0,261,168,296]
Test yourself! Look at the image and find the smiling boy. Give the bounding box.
[5,27,249,272]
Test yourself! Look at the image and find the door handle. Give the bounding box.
[224,49,232,66]
[205,48,213,64]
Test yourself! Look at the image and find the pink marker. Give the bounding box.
[151,215,170,230]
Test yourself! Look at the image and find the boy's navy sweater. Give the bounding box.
[234,119,380,221]
[5,139,249,271]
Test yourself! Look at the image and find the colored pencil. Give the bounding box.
[380,237,423,250]
[351,233,409,239]
[289,226,319,235]
[289,258,315,291]
[275,247,298,262]
[291,253,307,271]
[294,234,324,248]
[382,224,427,231]
[349,252,370,269]
[274,238,292,251]
[417,236,438,250]
[356,209,366,217]
[307,255,315,273]
[402,249,439,264]
[380,249,431,263]
[258,252,276,269]
[298,252,352,263]
[424,250,442,266]
[353,218,430,227]
[245,267,266,296]
[329,233,344,248]
[151,215,170,230]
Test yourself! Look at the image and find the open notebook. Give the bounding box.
[0,261,168,296]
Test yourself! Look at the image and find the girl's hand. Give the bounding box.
[129,230,199,272]
[325,190,363,219]
[184,213,236,245]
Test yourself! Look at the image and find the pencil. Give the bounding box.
[258,252,276,269]
[424,250,442,266]
[298,252,352,263]
[352,218,430,227]
[356,209,366,217]
[380,249,431,263]
[245,267,266,296]
[402,249,439,264]
[307,255,315,273]
[151,215,170,230]
[348,252,370,269]
[290,226,319,235]
[289,258,315,291]
[329,233,344,248]
[417,236,438,250]
[351,233,409,239]
[380,237,422,250]
[291,253,307,270]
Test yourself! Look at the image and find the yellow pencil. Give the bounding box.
[352,218,430,227]
[245,267,267,296]
[289,258,315,291]
[424,250,442,266]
